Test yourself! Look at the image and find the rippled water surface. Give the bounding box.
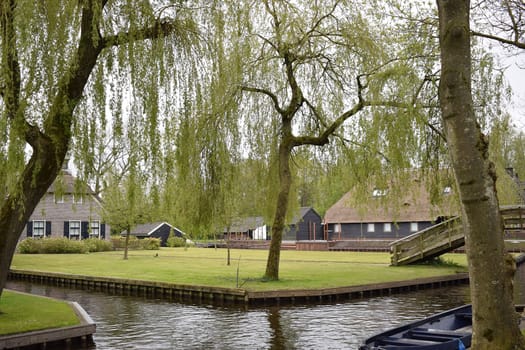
[7,281,472,349]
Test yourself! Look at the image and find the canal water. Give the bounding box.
[6,263,525,349]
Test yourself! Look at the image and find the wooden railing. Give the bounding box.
[501,205,525,231]
[390,205,525,266]
[390,217,463,266]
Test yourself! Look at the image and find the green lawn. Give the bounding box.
[0,290,80,336]
[11,248,468,291]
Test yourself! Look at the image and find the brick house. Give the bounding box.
[22,168,108,240]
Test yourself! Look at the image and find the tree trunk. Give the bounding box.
[437,1,525,348]
[124,227,131,260]
[0,145,64,300]
[264,136,293,281]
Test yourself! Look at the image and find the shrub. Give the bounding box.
[167,234,186,248]
[84,238,113,252]
[41,238,88,254]
[111,236,159,250]
[17,238,88,254]
[17,237,112,254]
[142,238,161,250]
[17,239,41,254]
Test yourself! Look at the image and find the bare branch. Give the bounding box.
[241,85,285,114]
[471,30,525,49]
[101,19,190,48]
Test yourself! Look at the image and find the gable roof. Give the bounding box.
[47,170,96,195]
[289,207,320,225]
[127,221,185,236]
[324,180,458,224]
[225,216,266,233]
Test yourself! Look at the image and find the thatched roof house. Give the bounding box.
[324,178,458,240]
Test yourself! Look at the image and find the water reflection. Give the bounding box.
[7,281,471,349]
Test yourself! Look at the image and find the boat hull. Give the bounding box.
[359,304,471,350]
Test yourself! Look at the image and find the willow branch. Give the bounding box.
[101,20,187,48]
[471,30,525,49]
[241,85,285,114]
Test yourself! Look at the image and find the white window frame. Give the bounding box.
[54,194,64,203]
[367,223,375,233]
[410,222,419,232]
[69,220,81,238]
[384,223,392,233]
[89,221,100,238]
[73,194,83,204]
[33,220,45,237]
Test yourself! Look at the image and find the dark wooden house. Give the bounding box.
[124,222,185,247]
[282,207,323,241]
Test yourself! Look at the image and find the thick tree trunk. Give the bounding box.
[264,136,293,281]
[437,1,525,348]
[0,1,103,299]
[0,144,64,300]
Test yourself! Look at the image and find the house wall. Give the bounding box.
[327,221,434,240]
[151,224,183,247]
[23,193,108,240]
[284,209,323,241]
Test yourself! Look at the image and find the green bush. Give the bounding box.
[17,238,88,254]
[83,238,113,252]
[17,237,113,254]
[111,236,160,250]
[142,238,161,250]
[167,234,186,248]
[17,239,41,254]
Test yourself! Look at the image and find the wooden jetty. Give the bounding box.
[390,205,525,266]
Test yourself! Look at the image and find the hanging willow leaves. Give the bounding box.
[0,0,205,299]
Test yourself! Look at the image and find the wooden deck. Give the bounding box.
[390,205,525,266]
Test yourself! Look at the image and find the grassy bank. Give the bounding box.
[11,248,468,291]
[0,290,80,335]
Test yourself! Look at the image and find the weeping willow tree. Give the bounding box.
[211,0,454,280]
[0,0,202,299]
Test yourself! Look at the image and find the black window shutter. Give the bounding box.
[64,221,69,237]
[101,224,106,239]
[27,222,33,237]
[46,221,51,237]
[81,221,89,240]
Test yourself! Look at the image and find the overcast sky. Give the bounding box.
[502,52,525,130]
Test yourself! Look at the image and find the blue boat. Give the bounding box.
[359,304,472,350]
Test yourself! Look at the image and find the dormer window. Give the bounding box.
[73,194,83,204]
[372,188,387,197]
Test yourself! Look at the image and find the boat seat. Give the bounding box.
[409,327,470,340]
[378,336,439,346]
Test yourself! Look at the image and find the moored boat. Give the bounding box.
[359,304,471,350]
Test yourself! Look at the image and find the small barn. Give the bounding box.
[283,207,323,241]
[124,222,185,247]
[224,216,268,240]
